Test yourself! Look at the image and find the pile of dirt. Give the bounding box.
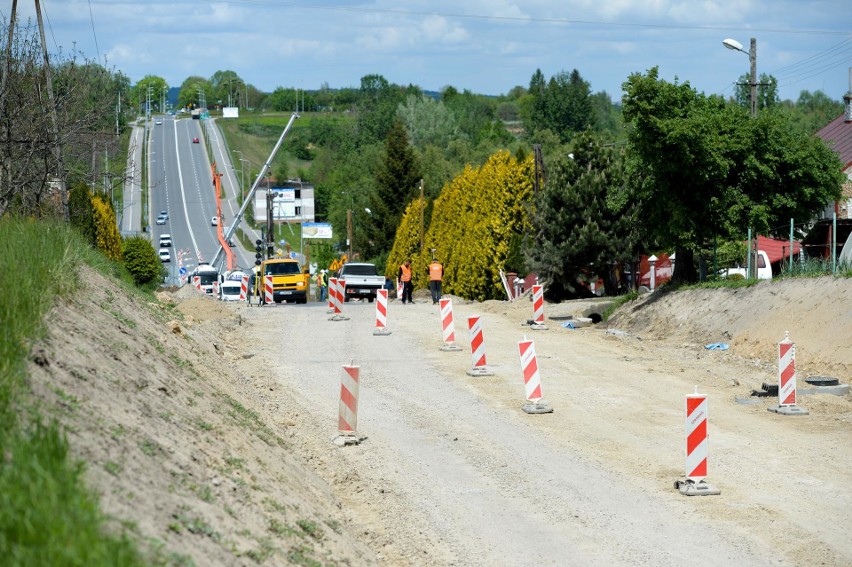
[608,277,851,379]
[27,266,377,565]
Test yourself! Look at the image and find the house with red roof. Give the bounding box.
[810,68,852,259]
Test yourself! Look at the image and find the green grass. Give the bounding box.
[0,218,148,565]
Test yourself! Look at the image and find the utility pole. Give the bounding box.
[347,208,353,260]
[419,179,424,252]
[34,0,67,220]
[749,37,757,118]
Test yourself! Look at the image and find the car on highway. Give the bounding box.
[158,248,170,262]
[155,215,166,226]
[159,234,172,247]
[155,120,163,125]
[192,137,199,144]
[211,216,218,226]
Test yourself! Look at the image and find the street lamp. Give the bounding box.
[231,150,245,201]
[723,37,757,117]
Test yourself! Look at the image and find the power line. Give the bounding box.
[86,0,101,65]
[214,0,850,37]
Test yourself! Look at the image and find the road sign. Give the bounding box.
[179,267,187,276]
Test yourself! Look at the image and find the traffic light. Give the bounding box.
[255,239,263,266]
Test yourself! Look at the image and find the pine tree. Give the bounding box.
[527,132,639,299]
[368,118,421,259]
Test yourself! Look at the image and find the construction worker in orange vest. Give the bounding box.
[428,258,443,304]
[397,260,413,304]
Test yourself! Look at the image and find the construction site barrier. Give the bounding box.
[675,389,720,495]
[373,289,391,335]
[332,364,363,446]
[769,331,808,415]
[439,298,462,351]
[192,276,201,291]
[466,315,493,376]
[264,275,274,305]
[329,277,349,321]
[518,337,552,413]
[531,284,547,329]
[239,275,248,302]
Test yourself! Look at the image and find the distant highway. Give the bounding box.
[147,115,254,284]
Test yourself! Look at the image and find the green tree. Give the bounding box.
[177,76,211,110]
[210,70,243,107]
[527,131,639,299]
[622,67,843,283]
[133,75,168,113]
[397,94,462,148]
[734,72,779,111]
[421,151,534,300]
[68,183,95,246]
[786,90,843,133]
[523,69,596,142]
[366,119,421,259]
[122,236,162,286]
[92,195,122,261]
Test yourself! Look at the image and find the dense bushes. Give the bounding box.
[122,236,163,286]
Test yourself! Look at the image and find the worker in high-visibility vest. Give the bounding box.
[428,258,443,304]
[397,260,413,304]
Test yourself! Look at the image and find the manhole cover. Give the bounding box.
[805,376,840,387]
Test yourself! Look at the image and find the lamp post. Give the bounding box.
[231,150,245,201]
[723,37,757,117]
[239,159,251,204]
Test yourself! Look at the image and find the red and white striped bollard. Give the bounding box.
[329,277,349,321]
[264,275,274,305]
[239,275,248,302]
[531,284,547,329]
[769,331,808,415]
[676,388,720,495]
[332,364,363,446]
[466,315,493,376]
[327,277,337,313]
[518,337,552,413]
[373,289,391,335]
[439,298,462,351]
[192,275,201,291]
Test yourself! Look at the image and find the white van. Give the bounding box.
[159,234,172,247]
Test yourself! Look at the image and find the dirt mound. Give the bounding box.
[609,277,852,380]
[27,266,376,565]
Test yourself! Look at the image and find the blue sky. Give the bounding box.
[12,1,852,102]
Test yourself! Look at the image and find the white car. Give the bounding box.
[158,248,171,262]
[159,234,172,247]
[211,216,219,226]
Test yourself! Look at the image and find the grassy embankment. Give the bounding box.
[0,219,148,565]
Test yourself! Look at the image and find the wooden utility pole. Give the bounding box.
[419,179,424,252]
[34,0,67,220]
[347,208,353,260]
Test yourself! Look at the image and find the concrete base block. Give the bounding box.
[799,384,849,396]
[440,343,463,352]
[466,366,494,377]
[522,401,553,414]
[331,434,366,447]
[674,479,721,496]
[326,308,335,314]
[372,328,392,336]
[529,323,548,331]
[768,404,809,416]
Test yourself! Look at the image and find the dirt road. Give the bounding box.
[225,283,852,566]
